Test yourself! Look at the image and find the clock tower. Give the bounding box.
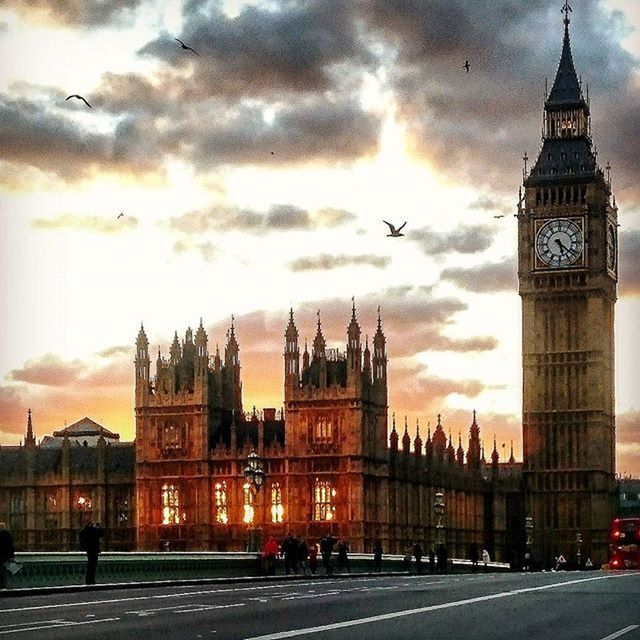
[518,5,618,567]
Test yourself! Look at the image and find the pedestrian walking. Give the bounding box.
[482,548,490,572]
[403,544,413,571]
[320,534,336,575]
[0,522,15,590]
[262,536,279,576]
[79,520,105,585]
[337,539,351,573]
[428,548,436,574]
[297,535,310,575]
[437,543,448,574]
[281,532,298,575]
[373,540,383,573]
[309,542,319,574]
[469,543,479,573]
[413,542,424,574]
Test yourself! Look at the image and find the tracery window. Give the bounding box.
[271,482,284,523]
[214,481,228,524]
[243,483,255,524]
[313,478,336,521]
[162,484,182,525]
[314,417,333,444]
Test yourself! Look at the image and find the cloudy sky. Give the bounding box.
[0,0,638,473]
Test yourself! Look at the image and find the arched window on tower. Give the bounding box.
[271,482,284,523]
[314,417,333,444]
[313,478,336,521]
[214,481,228,524]
[243,483,255,524]
[161,484,181,525]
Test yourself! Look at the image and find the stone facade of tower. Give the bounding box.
[518,12,618,566]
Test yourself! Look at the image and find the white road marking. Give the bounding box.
[600,625,639,640]
[175,604,245,614]
[0,580,347,614]
[0,620,65,630]
[243,573,638,640]
[282,592,341,601]
[0,617,119,635]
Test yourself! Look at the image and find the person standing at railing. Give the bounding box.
[79,520,105,585]
[0,522,15,590]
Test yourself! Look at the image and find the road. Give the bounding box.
[0,571,638,639]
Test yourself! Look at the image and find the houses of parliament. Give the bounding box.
[0,10,619,566]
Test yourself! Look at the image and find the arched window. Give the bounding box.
[162,484,181,525]
[314,418,333,444]
[243,483,255,524]
[313,478,336,521]
[271,482,284,523]
[214,481,228,524]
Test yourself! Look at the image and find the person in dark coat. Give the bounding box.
[79,520,105,585]
[297,536,310,575]
[428,548,436,574]
[320,534,336,575]
[0,522,15,590]
[308,542,319,574]
[337,539,351,573]
[413,542,424,574]
[469,543,479,573]
[373,540,383,573]
[281,532,298,575]
[436,543,448,574]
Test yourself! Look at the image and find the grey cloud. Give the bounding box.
[0,95,164,181]
[1,0,144,27]
[288,254,391,272]
[619,229,640,296]
[441,257,517,293]
[139,0,373,98]
[170,203,356,236]
[358,0,639,198]
[469,195,511,215]
[410,226,494,255]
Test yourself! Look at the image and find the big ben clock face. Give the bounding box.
[535,218,585,269]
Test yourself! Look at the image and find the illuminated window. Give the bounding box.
[271,482,284,523]
[163,423,181,449]
[162,484,182,525]
[313,478,336,521]
[214,481,228,524]
[243,483,255,524]
[76,495,92,510]
[314,418,333,444]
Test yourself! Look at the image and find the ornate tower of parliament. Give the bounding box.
[518,6,618,565]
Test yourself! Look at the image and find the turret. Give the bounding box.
[414,419,423,458]
[135,323,151,401]
[224,316,243,415]
[456,432,465,467]
[346,298,362,382]
[425,425,433,461]
[389,413,399,453]
[302,340,310,373]
[402,416,411,455]
[284,309,300,393]
[194,318,208,378]
[491,435,500,473]
[312,311,327,388]
[467,410,481,470]
[362,336,371,385]
[433,414,447,461]
[25,408,36,447]
[372,307,387,388]
[169,331,181,365]
[446,433,456,465]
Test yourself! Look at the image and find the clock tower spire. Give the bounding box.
[518,3,618,568]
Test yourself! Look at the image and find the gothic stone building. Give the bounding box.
[133,307,523,557]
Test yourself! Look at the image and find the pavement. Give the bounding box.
[0,571,638,639]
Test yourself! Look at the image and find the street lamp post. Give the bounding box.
[525,516,534,571]
[576,532,582,570]
[434,490,445,546]
[243,451,265,552]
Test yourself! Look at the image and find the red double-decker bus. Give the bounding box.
[609,518,640,569]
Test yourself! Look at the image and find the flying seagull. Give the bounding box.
[175,37,199,56]
[463,60,470,73]
[65,94,91,108]
[383,220,407,237]
[117,212,124,219]
[493,214,505,219]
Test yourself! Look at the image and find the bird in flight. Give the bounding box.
[175,38,198,56]
[463,60,470,73]
[117,212,124,219]
[383,220,407,237]
[493,214,505,219]
[66,94,91,108]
